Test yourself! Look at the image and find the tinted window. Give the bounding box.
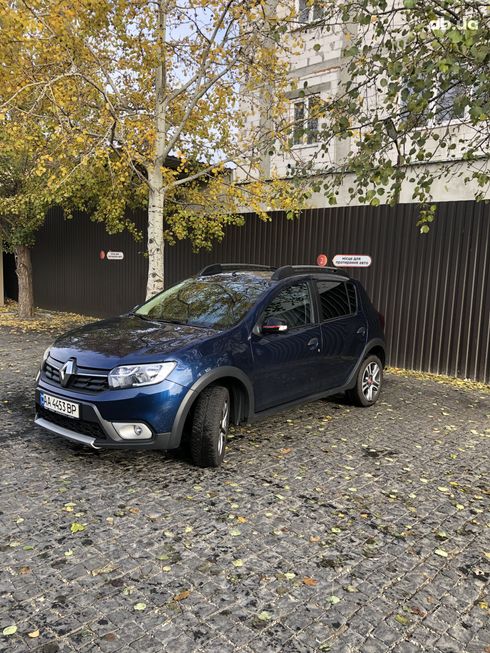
[136,276,270,329]
[347,282,357,313]
[317,281,352,320]
[262,282,312,329]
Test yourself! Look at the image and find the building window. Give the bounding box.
[400,79,467,127]
[298,0,324,24]
[293,101,305,144]
[433,83,465,125]
[399,80,431,125]
[293,95,322,146]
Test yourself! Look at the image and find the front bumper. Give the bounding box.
[34,381,185,450]
[34,414,172,449]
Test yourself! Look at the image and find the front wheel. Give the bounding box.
[346,355,383,407]
[190,385,230,467]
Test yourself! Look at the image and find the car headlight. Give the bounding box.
[108,362,176,389]
[41,346,52,366]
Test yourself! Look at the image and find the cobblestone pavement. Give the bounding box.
[0,329,489,653]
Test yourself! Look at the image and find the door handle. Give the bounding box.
[307,337,319,350]
[357,326,366,336]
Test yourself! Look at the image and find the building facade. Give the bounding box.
[236,3,489,206]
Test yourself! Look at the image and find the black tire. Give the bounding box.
[190,385,230,468]
[346,355,383,407]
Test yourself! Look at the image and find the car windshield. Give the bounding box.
[135,275,271,329]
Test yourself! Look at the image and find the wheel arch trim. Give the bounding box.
[169,367,254,448]
[364,340,386,367]
[345,338,386,389]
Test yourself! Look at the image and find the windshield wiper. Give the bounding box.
[163,319,217,330]
[131,312,184,325]
[132,313,156,322]
[160,319,186,325]
[134,314,214,329]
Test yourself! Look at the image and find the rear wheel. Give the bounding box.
[190,386,229,467]
[347,355,383,407]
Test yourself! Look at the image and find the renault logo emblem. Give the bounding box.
[60,358,77,387]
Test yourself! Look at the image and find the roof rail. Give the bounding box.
[271,265,349,281]
[197,263,276,276]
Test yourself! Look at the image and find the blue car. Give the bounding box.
[35,264,385,467]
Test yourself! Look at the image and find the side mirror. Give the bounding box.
[261,316,288,334]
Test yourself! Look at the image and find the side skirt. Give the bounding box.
[248,381,353,423]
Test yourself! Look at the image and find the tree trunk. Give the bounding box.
[0,241,4,307]
[146,167,165,299]
[145,0,167,300]
[14,244,34,318]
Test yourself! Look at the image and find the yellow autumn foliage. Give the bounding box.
[1,0,309,295]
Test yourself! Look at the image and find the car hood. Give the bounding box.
[50,315,218,369]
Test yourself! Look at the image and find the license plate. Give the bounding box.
[40,392,80,419]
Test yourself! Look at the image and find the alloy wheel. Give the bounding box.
[362,362,381,402]
[218,399,229,456]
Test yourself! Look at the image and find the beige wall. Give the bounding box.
[236,10,489,207]
[305,161,490,208]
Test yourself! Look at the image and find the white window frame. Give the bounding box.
[431,82,467,126]
[400,79,469,129]
[297,0,324,25]
[292,95,322,147]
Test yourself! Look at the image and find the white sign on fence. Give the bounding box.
[106,251,124,261]
[333,254,372,268]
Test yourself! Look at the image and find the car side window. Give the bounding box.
[316,280,354,321]
[262,282,313,329]
[346,282,357,313]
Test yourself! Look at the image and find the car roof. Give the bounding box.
[196,264,351,283]
[195,271,274,283]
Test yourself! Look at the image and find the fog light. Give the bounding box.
[112,422,152,440]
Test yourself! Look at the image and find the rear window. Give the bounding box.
[316,280,357,321]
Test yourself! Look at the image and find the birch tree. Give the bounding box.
[1,0,306,302]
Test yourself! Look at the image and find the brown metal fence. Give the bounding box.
[164,201,490,383]
[23,200,490,383]
[31,207,148,318]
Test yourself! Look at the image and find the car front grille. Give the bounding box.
[37,405,107,440]
[44,362,61,384]
[44,362,109,393]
